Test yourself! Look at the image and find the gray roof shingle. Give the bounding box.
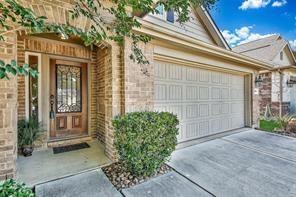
[232,34,290,66]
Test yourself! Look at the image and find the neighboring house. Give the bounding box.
[0,1,272,180]
[233,35,296,116]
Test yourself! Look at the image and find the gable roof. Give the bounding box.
[195,6,230,50]
[233,35,296,66]
[135,5,230,50]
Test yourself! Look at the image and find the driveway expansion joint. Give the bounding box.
[221,138,296,164]
[167,164,216,197]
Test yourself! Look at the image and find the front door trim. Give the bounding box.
[49,59,88,139]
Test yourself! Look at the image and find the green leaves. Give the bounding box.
[113,111,179,177]
[0,60,39,79]
[18,117,44,147]
[0,0,216,78]
[0,179,35,197]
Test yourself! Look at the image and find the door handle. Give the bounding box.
[50,95,55,119]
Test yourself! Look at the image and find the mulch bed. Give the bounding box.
[102,162,171,191]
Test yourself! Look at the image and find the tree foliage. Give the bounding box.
[0,0,216,78]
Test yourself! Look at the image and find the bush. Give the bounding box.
[259,118,280,132]
[18,117,43,147]
[0,179,34,197]
[113,111,179,177]
[276,115,295,131]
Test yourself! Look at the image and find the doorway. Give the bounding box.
[49,59,88,139]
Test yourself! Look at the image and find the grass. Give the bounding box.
[259,119,281,132]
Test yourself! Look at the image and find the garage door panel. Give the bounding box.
[199,104,209,117]
[231,102,244,114]
[221,88,230,99]
[199,86,209,100]
[211,104,221,115]
[185,86,199,100]
[211,72,221,84]
[186,68,199,81]
[185,104,199,119]
[154,61,245,143]
[211,87,221,99]
[199,70,210,82]
[231,116,245,128]
[155,62,167,79]
[168,64,183,80]
[155,83,167,100]
[221,73,230,85]
[168,85,183,100]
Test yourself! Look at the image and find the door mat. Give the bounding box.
[53,142,90,154]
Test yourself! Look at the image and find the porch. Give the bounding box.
[16,140,111,187]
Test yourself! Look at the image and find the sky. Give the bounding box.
[210,0,296,50]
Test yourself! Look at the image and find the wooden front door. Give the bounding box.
[50,59,88,138]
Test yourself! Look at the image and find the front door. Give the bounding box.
[50,59,88,139]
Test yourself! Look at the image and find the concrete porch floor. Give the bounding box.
[16,140,111,187]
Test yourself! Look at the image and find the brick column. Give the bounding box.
[258,72,272,116]
[96,41,123,161]
[252,73,260,127]
[0,33,18,180]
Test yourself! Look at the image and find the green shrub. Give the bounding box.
[259,118,280,132]
[0,179,34,197]
[113,111,179,177]
[275,115,295,131]
[18,117,43,147]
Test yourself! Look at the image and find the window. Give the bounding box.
[154,5,174,23]
[25,53,41,121]
[166,10,174,23]
[56,65,82,113]
[155,4,164,17]
[280,52,283,61]
[28,55,39,118]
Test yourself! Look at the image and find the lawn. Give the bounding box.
[259,119,281,132]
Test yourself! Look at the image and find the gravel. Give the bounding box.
[102,162,171,191]
[276,131,296,138]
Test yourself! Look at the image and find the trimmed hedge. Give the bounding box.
[113,111,179,177]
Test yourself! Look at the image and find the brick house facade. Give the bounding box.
[233,35,296,117]
[0,0,272,180]
[259,72,290,116]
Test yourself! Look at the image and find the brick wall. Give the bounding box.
[258,72,290,116]
[0,0,123,179]
[96,47,109,144]
[17,36,26,120]
[259,72,272,116]
[271,102,290,116]
[123,39,154,112]
[104,41,123,161]
[0,32,18,180]
[90,48,98,138]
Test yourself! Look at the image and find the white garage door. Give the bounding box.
[154,61,245,143]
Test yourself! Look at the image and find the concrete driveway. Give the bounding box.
[36,129,296,197]
[124,129,296,197]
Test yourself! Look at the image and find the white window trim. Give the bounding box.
[153,5,167,20]
[25,52,42,121]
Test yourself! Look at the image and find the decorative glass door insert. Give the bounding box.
[56,65,82,113]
